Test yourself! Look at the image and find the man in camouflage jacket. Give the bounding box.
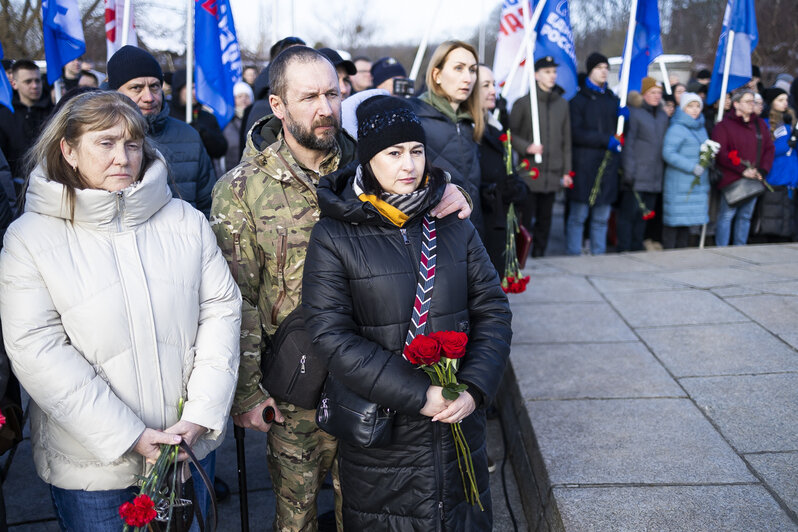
[211,47,470,531]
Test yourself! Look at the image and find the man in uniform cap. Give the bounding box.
[371,57,408,96]
[510,55,572,257]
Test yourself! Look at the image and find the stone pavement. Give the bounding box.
[2,410,526,531]
[498,243,798,531]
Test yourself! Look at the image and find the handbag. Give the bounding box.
[315,215,438,447]
[722,125,765,208]
[516,223,532,270]
[260,305,327,410]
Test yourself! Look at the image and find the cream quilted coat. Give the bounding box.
[0,156,241,490]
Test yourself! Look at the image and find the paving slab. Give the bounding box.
[711,244,798,265]
[517,274,604,303]
[743,280,798,296]
[745,452,798,516]
[588,274,683,293]
[726,294,798,349]
[745,263,798,279]
[604,289,749,328]
[681,374,798,453]
[526,398,754,485]
[637,322,798,377]
[553,485,798,532]
[512,342,684,400]
[654,266,791,289]
[511,302,637,344]
[534,254,661,276]
[626,248,751,269]
[711,285,767,297]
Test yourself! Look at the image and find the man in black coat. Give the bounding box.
[169,69,228,160]
[567,52,623,255]
[0,60,53,184]
[108,46,216,217]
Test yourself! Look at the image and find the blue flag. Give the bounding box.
[707,0,758,105]
[534,0,578,100]
[41,0,86,86]
[195,0,242,128]
[620,0,663,93]
[0,42,13,113]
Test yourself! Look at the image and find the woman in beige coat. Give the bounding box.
[0,91,241,530]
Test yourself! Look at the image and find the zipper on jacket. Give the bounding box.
[300,354,306,374]
[400,228,410,245]
[270,230,288,325]
[433,421,445,529]
[456,122,461,136]
[231,233,241,283]
[115,191,125,231]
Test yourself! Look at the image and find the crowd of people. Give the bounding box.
[0,30,794,532]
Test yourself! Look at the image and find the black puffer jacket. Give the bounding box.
[569,79,622,205]
[148,103,216,217]
[302,161,512,531]
[409,95,485,237]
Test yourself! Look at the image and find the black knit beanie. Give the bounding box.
[586,52,609,75]
[107,45,163,90]
[356,95,426,166]
[762,87,787,107]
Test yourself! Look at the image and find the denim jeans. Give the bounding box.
[51,485,138,532]
[189,450,216,532]
[566,201,612,255]
[715,193,758,246]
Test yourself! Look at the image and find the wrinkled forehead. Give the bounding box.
[284,59,338,98]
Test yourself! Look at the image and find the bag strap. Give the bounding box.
[404,215,437,348]
[180,442,217,532]
[754,122,762,170]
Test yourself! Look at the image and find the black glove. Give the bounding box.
[499,174,529,204]
[788,131,797,150]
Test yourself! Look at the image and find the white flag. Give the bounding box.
[105,0,137,61]
[493,1,531,110]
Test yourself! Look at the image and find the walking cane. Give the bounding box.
[234,425,249,532]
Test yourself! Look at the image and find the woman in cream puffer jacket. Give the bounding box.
[0,92,241,523]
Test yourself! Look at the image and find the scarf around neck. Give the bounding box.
[353,165,430,227]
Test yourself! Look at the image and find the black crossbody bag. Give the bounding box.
[722,125,766,207]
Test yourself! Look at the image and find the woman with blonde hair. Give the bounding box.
[0,91,241,530]
[410,40,486,236]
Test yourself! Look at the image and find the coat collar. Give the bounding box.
[25,154,173,229]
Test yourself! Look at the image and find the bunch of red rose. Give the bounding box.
[119,494,157,528]
[501,274,531,294]
[404,331,484,510]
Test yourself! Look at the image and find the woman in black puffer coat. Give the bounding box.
[302,96,511,531]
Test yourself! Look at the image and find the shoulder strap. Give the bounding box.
[404,215,437,347]
[754,122,762,167]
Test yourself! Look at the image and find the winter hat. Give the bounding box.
[356,95,426,166]
[679,92,703,112]
[586,52,609,74]
[171,69,187,94]
[641,77,660,94]
[107,45,163,90]
[233,80,254,102]
[318,48,357,76]
[762,87,787,107]
[371,57,407,87]
[773,73,793,93]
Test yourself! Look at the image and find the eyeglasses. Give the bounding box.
[738,99,755,105]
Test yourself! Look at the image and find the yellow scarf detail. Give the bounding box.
[358,193,409,227]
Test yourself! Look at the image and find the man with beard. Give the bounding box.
[211,45,471,531]
[108,45,216,217]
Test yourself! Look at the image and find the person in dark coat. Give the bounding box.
[109,46,217,217]
[0,60,53,183]
[302,95,511,532]
[567,52,622,255]
[169,69,228,160]
[478,65,528,272]
[510,56,572,258]
[711,89,775,246]
[618,77,669,251]
[409,41,486,238]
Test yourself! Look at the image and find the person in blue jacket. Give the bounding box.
[661,93,710,249]
[756,88,798,240]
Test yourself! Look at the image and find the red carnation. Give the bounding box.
[499,133,508,142]
[568,171,576,178]
[530,167,540,180]
[429,331,468,359]
[404,334,442,365]
[728,150,742,166]
[119,494,157,527]
[642,210,656,221]
[520,159,530,170]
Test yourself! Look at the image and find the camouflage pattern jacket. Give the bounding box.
[211,115,357,414]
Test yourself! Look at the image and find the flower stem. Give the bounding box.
[589,150,613,207]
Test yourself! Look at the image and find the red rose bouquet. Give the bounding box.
[404,331,484,510]
[121,398,186,531]
[501,203,530,294]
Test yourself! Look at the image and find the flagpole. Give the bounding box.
[121,0,131,47]
[658,60,671,95]
[494,0,547,119]
[409,0,442,83]
[617,0,639,135]
[478,0,486,63]
[186,0,194,125]
[523,0,545,164]
[716,29,735,124]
